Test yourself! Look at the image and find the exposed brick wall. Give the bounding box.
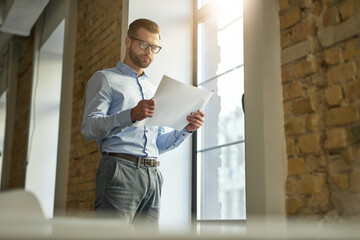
[280,0,360,217]
[5,35,34,189]
[67,0,123,213]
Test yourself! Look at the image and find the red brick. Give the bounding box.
[67,0,123,213]
[325,128,347,149]
[306,113,324,132]
[279,0,289,11]
[297,175,317,194]
[280,7,302,30]
[291,21,316,43]
[327,61,357,84]
[323,7,340,28]
[282,65,291,82]
[288,157,305,175]
[286,137,296,157]
[323,46,342,65]
[292,97,315,115]
[350,169,360,191]
[6,32,34,189]
[298,133,322,154]
[292,57,318,79]
[283,81,305,100]
[339,0,355,21]
[332,174,349,190]
[285,117,305,135]
[344,80,360,101]
[281,31,292,48]
[286,198,302,215]
[325,85,343,106]
[325,106,359,126]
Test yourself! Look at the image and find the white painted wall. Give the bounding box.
[127,0,193,231]
[54,0,76,216]
[244,0,286,217]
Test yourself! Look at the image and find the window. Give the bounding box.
[0,92,6,187]
[25,19,65,219]
[195,0,245,220]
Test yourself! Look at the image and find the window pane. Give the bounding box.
[198,143,246,220]
[198,0,212,9]
[196,0,245,221]
[198,67,244,150]
[198,2,244,83]
[0,92,6,187]
[217,18,244,75]
[198,0,243,23]
[198,15,218,83]
[217,0,243,29]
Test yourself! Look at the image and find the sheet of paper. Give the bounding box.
[134,75,213,130]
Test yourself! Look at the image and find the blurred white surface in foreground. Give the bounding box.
[0,190,359,240]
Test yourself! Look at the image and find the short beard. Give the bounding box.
[129,44,152,69]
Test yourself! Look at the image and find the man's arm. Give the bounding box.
[81,72,133,141]
[156,110,205,154]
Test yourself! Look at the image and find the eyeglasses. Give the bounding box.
[129,37,162,54]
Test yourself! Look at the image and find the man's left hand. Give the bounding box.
[185,110,205,133]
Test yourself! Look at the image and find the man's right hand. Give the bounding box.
[131,99,156,122]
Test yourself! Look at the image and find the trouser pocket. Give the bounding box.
[95,157,117,209]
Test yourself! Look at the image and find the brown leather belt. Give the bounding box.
[107,152,160,167]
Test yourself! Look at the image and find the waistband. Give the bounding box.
[106,152,160,167]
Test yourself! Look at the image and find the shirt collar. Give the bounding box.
[116,62,148,79]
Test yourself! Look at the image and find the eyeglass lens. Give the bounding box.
[139,39,161,53]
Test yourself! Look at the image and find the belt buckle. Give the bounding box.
[144,158,155,166]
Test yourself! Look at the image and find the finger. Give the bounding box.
[187,115,203,126]
[147,101,156,110]
[145,108,155,114]
[198,110,205,117]
[145,106,156,111]
[187,121,201,131]
[141,99,155,106]
[191,113,204,122]
[192,111,203,116]
[192,119,203,127]
[142,102,155,110]
[148,99,156,106]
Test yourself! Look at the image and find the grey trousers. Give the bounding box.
[94,154,163,227]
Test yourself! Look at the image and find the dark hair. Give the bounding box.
[127,18,161,39]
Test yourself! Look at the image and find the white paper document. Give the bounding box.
[134,75,213,130]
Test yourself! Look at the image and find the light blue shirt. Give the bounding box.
[81,62,192,158]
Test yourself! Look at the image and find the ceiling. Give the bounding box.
[0,0,49,96]
[0,0,49,53]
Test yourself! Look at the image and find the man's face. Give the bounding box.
[128,28,160,69]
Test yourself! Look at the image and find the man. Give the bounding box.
[81,19,205,226]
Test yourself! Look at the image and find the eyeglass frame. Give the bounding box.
[129,36,162,54]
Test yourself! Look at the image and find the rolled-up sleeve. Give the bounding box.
[81,72,133,141]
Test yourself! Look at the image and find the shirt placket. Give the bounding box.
[137,75,150,157]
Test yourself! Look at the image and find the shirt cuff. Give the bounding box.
[180,127,193,137]
[115,108,133,128]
